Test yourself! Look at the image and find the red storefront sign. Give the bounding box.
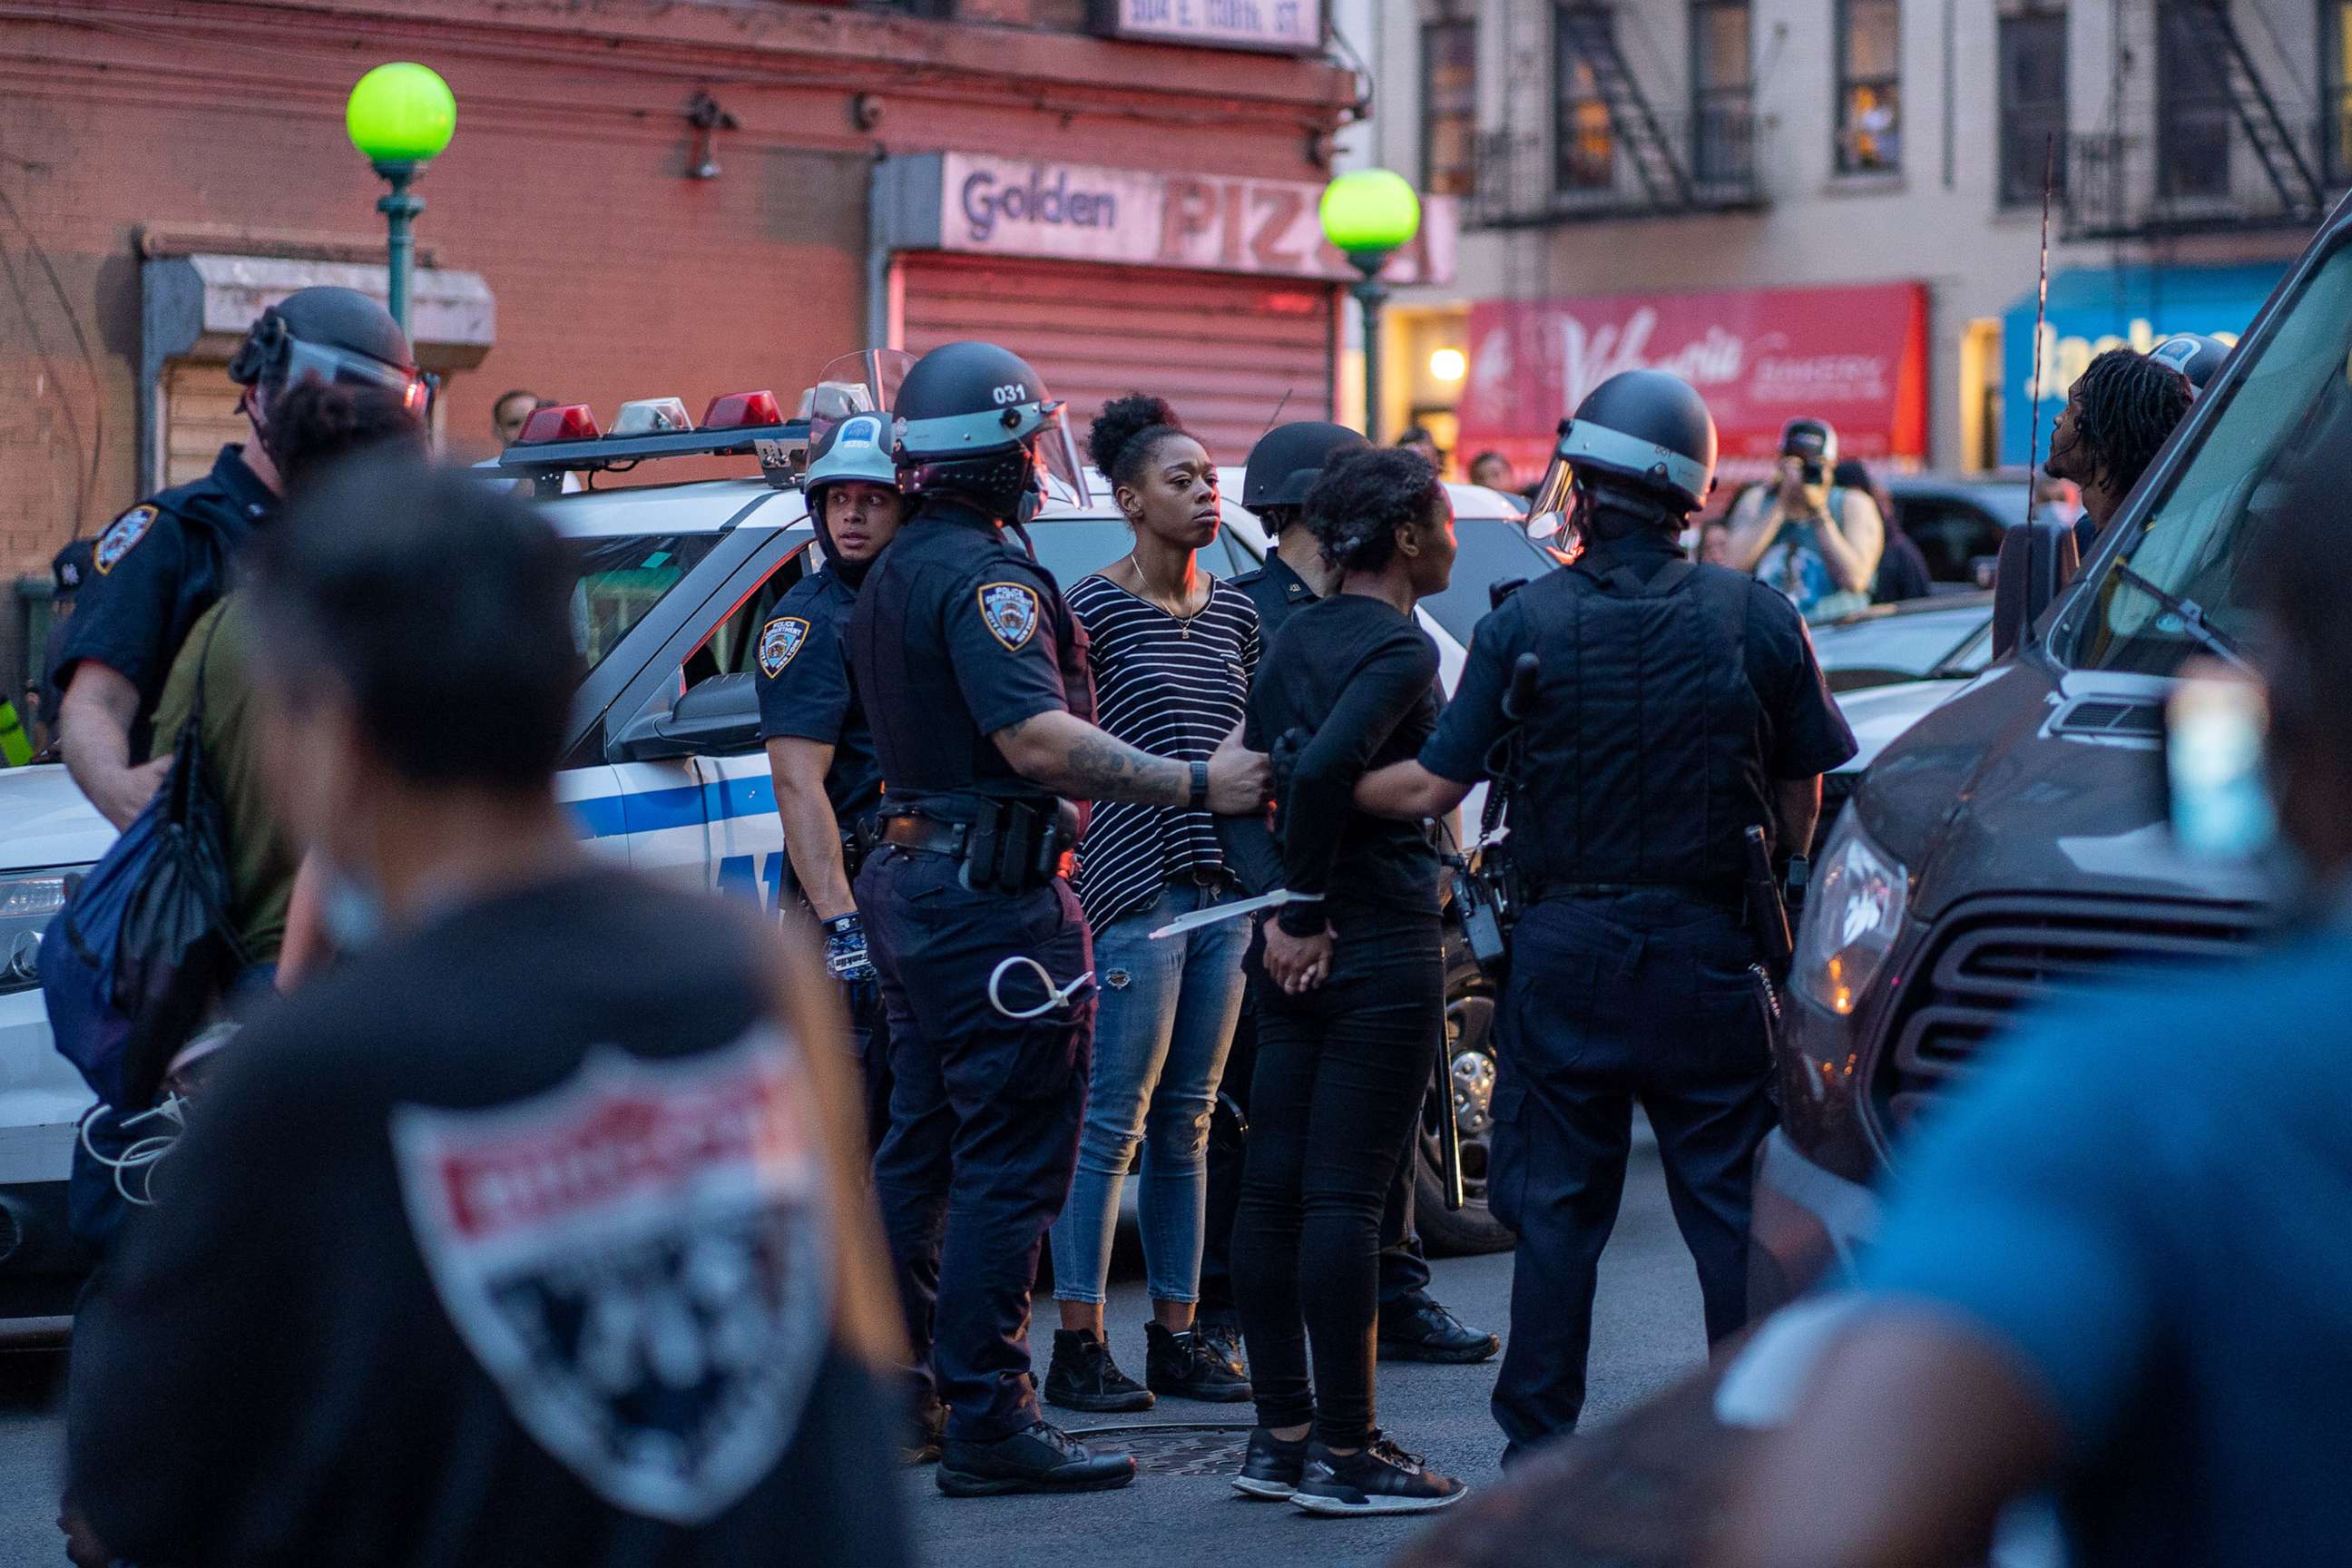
[1457,282,1928,479]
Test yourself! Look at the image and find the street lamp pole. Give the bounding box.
[374,162,424,334]
[346,63,456,338]
[1348,257,1393,446]
[1318,169,1423,449]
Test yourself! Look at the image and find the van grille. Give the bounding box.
[2051,697,2164,739]
[1878,897,2265,1134]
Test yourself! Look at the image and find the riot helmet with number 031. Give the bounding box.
[227,285,428,417]
[1525,368,1719,539]
[891,340,1092,514]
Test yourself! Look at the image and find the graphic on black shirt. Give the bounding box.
[391,1031,833,1526]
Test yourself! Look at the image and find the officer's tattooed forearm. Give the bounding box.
[1063,729,1187,804]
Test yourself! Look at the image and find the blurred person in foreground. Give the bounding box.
[1717,508,2350,1564]
[64,461,909,1568]
[2043,347,2193,558]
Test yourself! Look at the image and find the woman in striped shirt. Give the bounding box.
[1044,395,1259,1415]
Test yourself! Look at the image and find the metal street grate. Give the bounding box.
[1069,1422,1255,1478]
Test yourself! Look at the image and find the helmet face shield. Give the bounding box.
[801,348,918,452]
[1524,450,1573,541]
[258,335,432,417]
[1033,403,1092,509]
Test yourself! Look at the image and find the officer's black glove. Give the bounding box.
[821,912,877,985]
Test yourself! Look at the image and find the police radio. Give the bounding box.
[1449,651,1541,983]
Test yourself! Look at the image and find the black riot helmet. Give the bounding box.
[2151,332,2231,393]
[228,286,426,416]
[892,340,1091,518]
[1242,421,1371,521]
[1525,369,1719,538]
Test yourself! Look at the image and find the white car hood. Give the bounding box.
[0,763,115,871]
[1836,679,1971,774]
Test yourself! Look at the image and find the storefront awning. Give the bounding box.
[1997,263,2286,466]
[1455,283,1927,483]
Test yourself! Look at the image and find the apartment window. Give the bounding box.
[2327,3,2352,184]
[1555,4,1618,192]
[1997,8,2068,206]
[1836,0,1902,174]
[1423,17,1479,198]
[2159,0,2233,198]
[1690,1,1752,185]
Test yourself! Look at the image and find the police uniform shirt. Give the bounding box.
[53,445,278,745]
[848,496,1093,817]
[755,564,883,824]
[67,867,912,1568]
[1420,531,1856,880]
[1231,552,1320,641]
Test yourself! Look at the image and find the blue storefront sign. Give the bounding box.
[2000,264,2287,466]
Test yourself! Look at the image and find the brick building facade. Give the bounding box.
[0,0,1367,693]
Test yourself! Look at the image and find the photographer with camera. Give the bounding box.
[1724,417,1885,622]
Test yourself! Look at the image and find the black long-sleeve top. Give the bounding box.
[1246,592,1443,937]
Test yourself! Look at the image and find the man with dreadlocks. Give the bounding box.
[2043,348,2195,557]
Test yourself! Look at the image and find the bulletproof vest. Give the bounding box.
[1511,556,1772,891]
[848,498,1093,819]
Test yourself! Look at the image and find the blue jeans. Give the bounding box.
[1048,879,1250,1306]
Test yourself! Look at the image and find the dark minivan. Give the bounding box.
[1746,201,2349,1309]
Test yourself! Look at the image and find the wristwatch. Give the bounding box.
[1188,759,1210,811]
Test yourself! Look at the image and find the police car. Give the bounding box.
[0,377,1544,1325]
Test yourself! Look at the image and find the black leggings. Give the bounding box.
[1231,917,1442,1448]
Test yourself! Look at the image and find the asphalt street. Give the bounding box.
[0,1122,1703,1568]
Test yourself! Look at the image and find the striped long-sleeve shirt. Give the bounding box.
[1065,571,1260,928]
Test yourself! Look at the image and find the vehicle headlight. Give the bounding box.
[0,869,83,995]
[1793,815,1907,1017]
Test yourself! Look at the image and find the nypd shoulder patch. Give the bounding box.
[93,505,159,575]
[976,582,1041,651]
[759,617,811,678]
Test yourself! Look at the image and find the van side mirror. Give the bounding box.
[612,671,762,761]
[1990,517,2082,661]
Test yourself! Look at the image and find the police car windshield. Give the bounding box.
[2073,242,2352,674]
[569,534,722,673]
[1416,516,1563,646]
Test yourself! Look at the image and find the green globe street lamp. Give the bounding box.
[1319,169,1423,446]
[346,62,456,334]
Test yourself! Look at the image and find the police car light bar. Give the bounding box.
[702,389,785,429]
[515,403,602,444]
[609,397,694,436]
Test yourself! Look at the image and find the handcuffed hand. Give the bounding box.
[821,913,877,985]
[1262,921,1334,995]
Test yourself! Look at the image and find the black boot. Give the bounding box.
[937,1421,1138,1497]
[1044,1328,1155,1413]
[1377,1291,1501,1364]
[1144,1321,1253,1402]
[1195,1308,1249,1379]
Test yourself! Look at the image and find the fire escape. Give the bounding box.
[1468,3,1765,230]
[2066,0,2329,240]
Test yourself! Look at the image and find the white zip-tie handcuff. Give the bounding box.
[77,1095,191,1208]
[988,956,1096,1020]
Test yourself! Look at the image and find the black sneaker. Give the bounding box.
[936,1420,1138,1497]
[1291,1433,1467,1516]
[1196,1309,1249,1379]
[1044,1328,1155,1413]
[1377,1292,1501,1364]
[1145,1321,1253,1402]
[1231,1426,1309,1500]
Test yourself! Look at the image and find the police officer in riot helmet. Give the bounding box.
[2151,331,2231,393]
[1356,368,1857,1463]
[759,408,906,1152]
[847,340,1267,1496]
[54,286,423,832]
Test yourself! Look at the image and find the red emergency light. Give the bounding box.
[701,389,784,429]
[515,404,601,444]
